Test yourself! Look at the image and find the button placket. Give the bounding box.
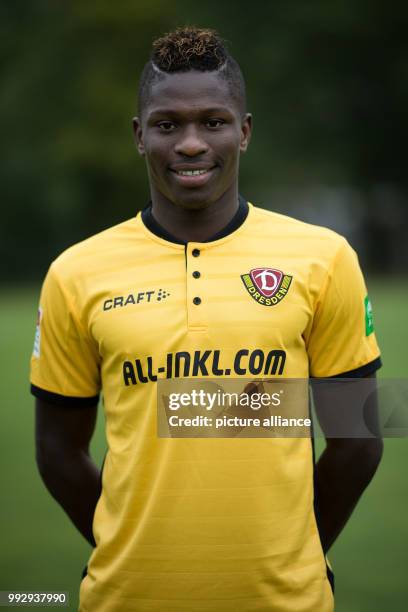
[186,245,206,329]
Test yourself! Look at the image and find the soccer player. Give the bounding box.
[31,27,383,612]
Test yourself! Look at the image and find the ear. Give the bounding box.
[240,113,252,153]
[132,117,145,156]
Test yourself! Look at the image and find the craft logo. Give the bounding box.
[103,289,170,311]
[241,268,292,306]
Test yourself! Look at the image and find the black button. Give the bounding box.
[193,297,201,305]
[192,271,201,279]
[192,248,200,257]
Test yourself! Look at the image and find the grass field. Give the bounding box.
[0,282,407,611]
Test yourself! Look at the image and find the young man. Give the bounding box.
[31,27,383,612]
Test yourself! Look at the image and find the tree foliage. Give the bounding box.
[2,0,408,280]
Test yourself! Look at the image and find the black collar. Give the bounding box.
[141,195,249,245]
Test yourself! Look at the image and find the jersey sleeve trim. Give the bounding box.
[313,356,382,379]
[31,384,99,407]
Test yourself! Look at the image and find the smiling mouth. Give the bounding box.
[169,166,217,187]
[170,163,217,189]
[176,169,210,176]
[170,164,217,176]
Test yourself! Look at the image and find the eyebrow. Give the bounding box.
[147,106,234,119]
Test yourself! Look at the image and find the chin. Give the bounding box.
[172,192,216,211]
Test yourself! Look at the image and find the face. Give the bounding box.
[133,71,252,210]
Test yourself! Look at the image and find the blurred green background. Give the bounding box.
[2,0,408,280]
[1,1,407,610]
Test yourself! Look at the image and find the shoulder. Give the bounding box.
[248,202,349,259]
[49,216,142,285]
[249,202,346,243]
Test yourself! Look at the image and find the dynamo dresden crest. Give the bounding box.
[240,268,292,306]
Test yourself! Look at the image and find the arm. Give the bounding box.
[313,373,383,554]
[35,397,101,546]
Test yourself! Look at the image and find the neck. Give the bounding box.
[150,182,239,243]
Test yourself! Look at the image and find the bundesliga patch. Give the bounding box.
[241,268,292,306]
[364,295,374,336]
[33,306,42,358]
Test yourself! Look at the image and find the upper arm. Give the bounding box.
[35,398,98,456]
[305,237,383,447]
[312,372,383,449]
[31,263,101,466]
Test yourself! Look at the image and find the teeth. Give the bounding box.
[177,169,208,176]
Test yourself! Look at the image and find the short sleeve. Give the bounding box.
[30,263,101,406]
[306,238,381,378]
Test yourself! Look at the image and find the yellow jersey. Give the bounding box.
[30,199,381,611]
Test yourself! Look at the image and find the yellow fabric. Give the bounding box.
[30,203,380,611]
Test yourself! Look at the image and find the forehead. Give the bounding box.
[146,71,239,117]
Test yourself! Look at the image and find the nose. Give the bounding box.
[174,125,209,157]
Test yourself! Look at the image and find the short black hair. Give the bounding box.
[138,26,246,116]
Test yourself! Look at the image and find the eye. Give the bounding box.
[157,121,176,132]
[206,118,225,129]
